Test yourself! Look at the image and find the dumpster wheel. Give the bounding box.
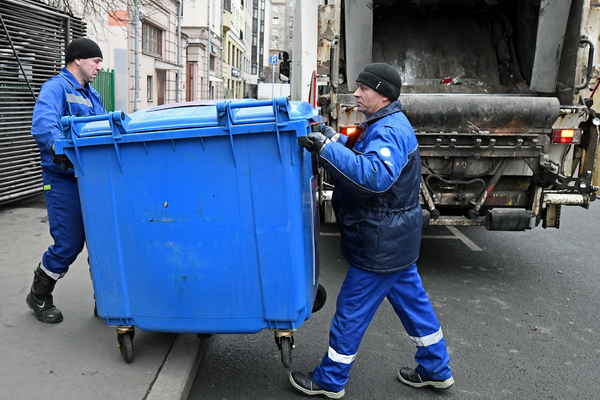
[275,331,294,368]
[312,284,327,313]
[280,336,292,368]
[117,327,135,363]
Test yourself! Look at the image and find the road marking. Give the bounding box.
[322,227,482,251]
[422,226,482,251]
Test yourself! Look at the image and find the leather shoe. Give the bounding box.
[398,367,454,390]
[289,371,345,399]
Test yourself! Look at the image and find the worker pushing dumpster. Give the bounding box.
[54,97,326,366]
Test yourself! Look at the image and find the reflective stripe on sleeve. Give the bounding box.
[327,347,356,364]
[66,93,92,107]
[409,328,444,347]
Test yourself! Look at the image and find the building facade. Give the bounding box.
[222,0,245,98]
[182,0,223,100]
[265,0,293,84]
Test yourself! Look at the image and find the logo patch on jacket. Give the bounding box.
[379,147,391,157]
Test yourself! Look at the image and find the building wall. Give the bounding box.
[223,0,245,99]
[182,0,223,100]
[265,0,293,84]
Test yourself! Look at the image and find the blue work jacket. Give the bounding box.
[31,67,106,176]
[319,101,422,273]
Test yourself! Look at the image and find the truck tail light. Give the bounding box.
[340,126,357,136]
[552,129,582,144]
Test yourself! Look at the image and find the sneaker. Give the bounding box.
[289,371,345,399]
[397,367,454,390]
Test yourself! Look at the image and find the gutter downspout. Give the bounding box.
[221,0,224,98]
[206,0,211,100]
[134,0,140,111]
[177,0,182,102]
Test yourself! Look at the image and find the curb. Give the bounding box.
[145,334,210,400]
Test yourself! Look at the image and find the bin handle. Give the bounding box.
[216,97,291,126]
[60,111,131,140]
[217,97,290,167]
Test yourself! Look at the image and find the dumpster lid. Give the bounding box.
[75,99,319,137]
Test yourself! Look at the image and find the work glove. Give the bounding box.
[298,131,330,155]
[53,154,74,171]
[321,125,341,142]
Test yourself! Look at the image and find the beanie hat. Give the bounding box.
[65,38,103,63]
[356,63,402,100]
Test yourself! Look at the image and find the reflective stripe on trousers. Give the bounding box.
[312,264,452,392]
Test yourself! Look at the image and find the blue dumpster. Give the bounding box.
[54,97,324,365]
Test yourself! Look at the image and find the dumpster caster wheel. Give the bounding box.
[93,302,99,318]
[197,334,212,340]
[117,327,135,363]
[312,284,327,313]
[280,336,292,368]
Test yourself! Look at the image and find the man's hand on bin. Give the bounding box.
[321,125,341,143]
[53,154,74,171]
[299,131,331,155]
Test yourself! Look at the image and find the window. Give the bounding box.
[273,5,279,13]
[142,23,162,56]
[224,0,231,12]
[272,17,279,25]
[271,40,278,49]
[147,75,153,101]
[210,55,216,71]
[272,28,278,36]
[251,61,257,75]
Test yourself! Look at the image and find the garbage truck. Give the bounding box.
[291,0,600,230]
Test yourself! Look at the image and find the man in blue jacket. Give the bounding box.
[290,63,453,398]
[27,38,106,323]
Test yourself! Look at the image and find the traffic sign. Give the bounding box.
[270,55,278,64]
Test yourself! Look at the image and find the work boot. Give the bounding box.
[26,265,63,324]
[289,371,345,399]
[397,367,454,390]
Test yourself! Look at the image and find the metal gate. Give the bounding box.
[91,68,115,112]
[0,0,86,205]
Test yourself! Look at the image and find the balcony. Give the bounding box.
[223,9,232,34]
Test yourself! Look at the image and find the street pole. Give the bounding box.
[134,0,140,111]
[272,64,275,99]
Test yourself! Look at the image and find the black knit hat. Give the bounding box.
[65,38,103,63]
[356,63,402,100]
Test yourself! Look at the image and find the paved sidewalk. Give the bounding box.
[0,194,206,400]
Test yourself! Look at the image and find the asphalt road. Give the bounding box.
[188,202,600,400]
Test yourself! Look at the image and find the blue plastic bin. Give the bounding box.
[55,98,322,337]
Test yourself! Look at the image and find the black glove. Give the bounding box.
[53,154,74,171]
[321,125,341,142]
[298,131,330,155]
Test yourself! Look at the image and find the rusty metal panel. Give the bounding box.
[317,4,335,76]
[552,105,589,129]
[0,0,86,205]
[529,0,573,93]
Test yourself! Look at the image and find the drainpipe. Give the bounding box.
[220,0,224,98]
[206,0,211,99]
[177,0,182,102]
[134,0,140,111]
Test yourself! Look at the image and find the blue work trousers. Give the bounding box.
[312,264,452,392]
[41,168,85,277]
